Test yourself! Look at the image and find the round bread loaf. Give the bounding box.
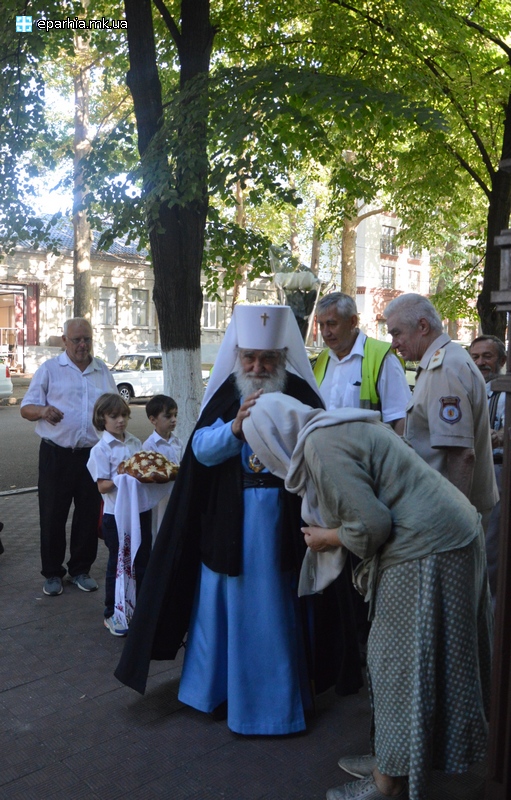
[117,451,179,483]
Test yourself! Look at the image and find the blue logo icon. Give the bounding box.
[16,16,33,32]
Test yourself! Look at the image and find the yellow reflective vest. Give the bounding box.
[313,338,395,411]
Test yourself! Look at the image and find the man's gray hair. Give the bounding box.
[385,293,443,334]
[470,334,507,363]
[63,317,92,335]
[316,292,358,319]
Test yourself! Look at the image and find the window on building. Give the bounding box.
[202,297,217,329]
[380,265,395,289]
[409,270,421,291]
[99,287,117,325]
[409,243,421,259]
[380,225,397,255]
[132,289,148,326]
[65,285,74,319]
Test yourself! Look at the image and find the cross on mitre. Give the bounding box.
[235,305,289,349]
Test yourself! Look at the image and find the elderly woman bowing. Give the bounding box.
[242,393,492,800]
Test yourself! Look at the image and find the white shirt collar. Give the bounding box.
[58,351,100,374]
[151,433,172,446]
[328,330,366,364]
[101,430,135,447]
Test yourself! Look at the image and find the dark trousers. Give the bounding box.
[38,439,101,579]
[102,510,152,619]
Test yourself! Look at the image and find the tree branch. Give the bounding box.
[422,55,495,178]
[356,206,386,223]
[93,93,132,138]
[443,142,491,199]
[461,16,511,60]
[329,0,496,181]
[152,0,181,45]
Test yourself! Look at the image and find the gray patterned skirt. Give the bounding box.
[367,535,493,800]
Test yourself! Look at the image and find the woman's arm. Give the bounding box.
[304,431,393,559]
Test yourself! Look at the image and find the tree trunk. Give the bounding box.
[124,0,214,439]
[305,197,322,345]
[478,170,511,338]
[310,196,321,275]
[341,215,357,298]
[478,92,511,339]
[72,31,92,320]
[288,175,300,260]
[231,180,248,309]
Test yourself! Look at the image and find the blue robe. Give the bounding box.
[178,419,311,734]
[114,373,362,710]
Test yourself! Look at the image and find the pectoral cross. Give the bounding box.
[261,312,269,326]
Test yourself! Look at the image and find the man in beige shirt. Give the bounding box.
[384,293,498,519]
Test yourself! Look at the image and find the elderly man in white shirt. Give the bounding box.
[20,318,117,597]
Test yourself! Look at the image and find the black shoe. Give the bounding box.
[0,538,4,556]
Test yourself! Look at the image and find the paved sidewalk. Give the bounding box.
[0,491,486,799]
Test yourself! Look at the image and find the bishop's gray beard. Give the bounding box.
[234,362,287,397]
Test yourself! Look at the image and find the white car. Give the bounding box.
[0,358,13,400]
[110,352,164,403]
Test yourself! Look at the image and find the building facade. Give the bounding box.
[1,212,437,374]
[0,219,278,373]
[354,211,431,339]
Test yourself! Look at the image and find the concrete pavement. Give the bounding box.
[0,488,487,799]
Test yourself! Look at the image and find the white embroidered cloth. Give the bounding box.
[112,474,172,627]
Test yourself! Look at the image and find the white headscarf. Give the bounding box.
[243,393,381,506]
[201,304,321,411]
[243,393,381,595]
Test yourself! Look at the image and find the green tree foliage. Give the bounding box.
[0,0,72,251]
[0,0,132,253]
[306,0,511,334]
[80,28,443,288]
[3,0,511,335]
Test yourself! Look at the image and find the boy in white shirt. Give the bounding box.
[143,395,183,541]
[87,393,151,636]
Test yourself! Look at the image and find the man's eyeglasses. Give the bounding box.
[68,336,92,345]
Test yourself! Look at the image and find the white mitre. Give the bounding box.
[201,304,321,410]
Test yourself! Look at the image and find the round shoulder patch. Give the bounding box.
[439,396,462,424]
